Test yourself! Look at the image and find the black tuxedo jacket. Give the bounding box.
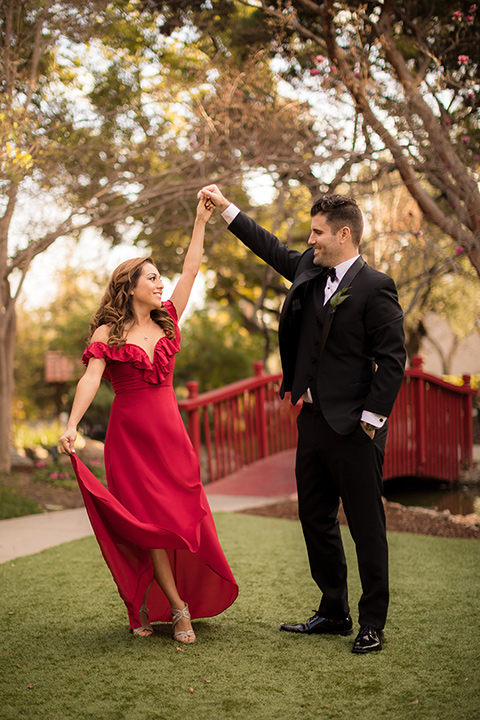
[228,211,406,435]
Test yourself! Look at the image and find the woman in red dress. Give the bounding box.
[59,198,238,643]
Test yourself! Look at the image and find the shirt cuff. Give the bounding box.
[361,411,386,429]
[221,203,241,225]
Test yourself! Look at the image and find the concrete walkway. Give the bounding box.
[0,450,297,564]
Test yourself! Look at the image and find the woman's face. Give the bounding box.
[130,263,164,310]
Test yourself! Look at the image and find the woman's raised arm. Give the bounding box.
[169,198,213,319]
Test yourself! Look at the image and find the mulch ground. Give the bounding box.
[241,498,480,540]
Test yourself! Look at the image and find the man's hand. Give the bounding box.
[360,421,376,439]
[197,184,230,213]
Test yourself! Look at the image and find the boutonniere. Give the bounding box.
[329,286,352,310]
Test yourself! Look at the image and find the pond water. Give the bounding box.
[382,478,480,517]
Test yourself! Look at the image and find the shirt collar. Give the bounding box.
[333,255,360,283]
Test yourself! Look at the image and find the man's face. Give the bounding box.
[307,213,342,267]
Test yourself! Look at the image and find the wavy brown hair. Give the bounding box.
[89,257,176,346]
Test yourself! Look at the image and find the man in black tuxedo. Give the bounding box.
[198,184,406,653]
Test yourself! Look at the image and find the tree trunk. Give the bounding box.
[0,304,16,473]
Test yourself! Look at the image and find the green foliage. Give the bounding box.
[33,457,106,488]
[73,382,114,437]
[14,267,106,420]
[0,482,41,520]
[12,419,65,451]
[32,460,77,490]
[443,373,480,392]
[175,305,266,392]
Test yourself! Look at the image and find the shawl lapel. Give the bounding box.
[317,256,366,359]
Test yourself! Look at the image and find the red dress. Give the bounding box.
[70,300,238,630]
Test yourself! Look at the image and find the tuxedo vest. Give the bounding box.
[290,275,329,405]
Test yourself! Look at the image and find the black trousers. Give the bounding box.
[295,404,389,630]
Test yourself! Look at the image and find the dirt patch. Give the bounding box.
[241,497,480,540]
[2,470,83,511]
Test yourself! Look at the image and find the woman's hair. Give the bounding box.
[89,257,175,346]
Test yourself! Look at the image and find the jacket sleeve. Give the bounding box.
[228,211,302,283]
[363,276,406,417]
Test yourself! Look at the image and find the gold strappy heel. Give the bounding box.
[171,603,196,643]
[132,604,154,637]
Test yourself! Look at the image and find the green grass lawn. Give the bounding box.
[1,513,479,720]
[0,484,41,520]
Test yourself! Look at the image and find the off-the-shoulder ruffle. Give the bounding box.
[82,330,180,385]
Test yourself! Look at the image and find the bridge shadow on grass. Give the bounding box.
[1,512,479,720]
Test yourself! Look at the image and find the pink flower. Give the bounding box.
[36,461,46,468]
[310,68,321,76]
[466,14,475,23]
[461,135,470,143]
[50,472,58,479]
[458,55,470,65]
[444,118,452,125]
[452,10,464,20]
[455,246,464,255]
[470,4,477,12]
[315,55,325,63]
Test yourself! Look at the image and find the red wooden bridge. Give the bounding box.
[178,356,476,485]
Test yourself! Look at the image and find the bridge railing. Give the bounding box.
[178,356,476,484]
[177,362,299,483]
[383,355,476,481]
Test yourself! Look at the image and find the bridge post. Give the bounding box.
[253,362,268,458]
[186,381,201,456]
[462,374,474,468]
[411,355,427,473]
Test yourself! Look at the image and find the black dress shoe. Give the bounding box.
[352,625,384,653]
[280,612,353,636]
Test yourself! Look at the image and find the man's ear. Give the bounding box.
[339,226,351,244]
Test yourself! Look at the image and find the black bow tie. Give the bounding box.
[321,267,337,281]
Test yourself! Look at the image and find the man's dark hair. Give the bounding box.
[310,194,364,247]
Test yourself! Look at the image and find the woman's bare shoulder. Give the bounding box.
[90,325,110,343]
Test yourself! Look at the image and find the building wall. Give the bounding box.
[420,313,480,377]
